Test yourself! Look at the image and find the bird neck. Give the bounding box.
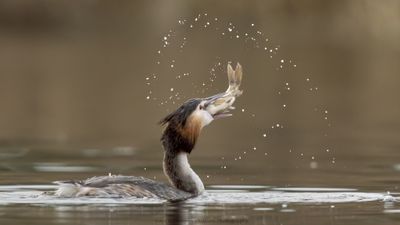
[160,119,204,195]
[163,150,204,195]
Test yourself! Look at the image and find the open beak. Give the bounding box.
[204,93,236,119]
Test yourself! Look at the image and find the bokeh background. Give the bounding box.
[0,0,399,188]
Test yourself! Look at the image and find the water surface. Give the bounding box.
[1,146,400,225]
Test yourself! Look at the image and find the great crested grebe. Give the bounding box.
[53,63,243,201]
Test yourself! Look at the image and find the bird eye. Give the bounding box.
[199,105,204,110]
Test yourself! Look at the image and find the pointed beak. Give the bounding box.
[203,93,236,119]
[203,93,225,107]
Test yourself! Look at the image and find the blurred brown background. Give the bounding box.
[0,0,399,164]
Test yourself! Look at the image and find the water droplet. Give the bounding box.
[241,108,245,112]
[170,88,174,92]
[281,59,285,63]
[251,23,255,27]
[263,133,267,137]
[146,96,150,100]
[228,28,232,32]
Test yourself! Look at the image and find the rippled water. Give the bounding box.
[0,185,393,205]
[1,147,400,225]
[0,184,398,225]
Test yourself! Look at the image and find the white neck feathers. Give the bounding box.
[163,152,204,195]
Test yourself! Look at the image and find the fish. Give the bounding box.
[203,62,243,118]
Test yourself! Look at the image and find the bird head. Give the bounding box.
[160,62,243,153]
[160,94,236,128]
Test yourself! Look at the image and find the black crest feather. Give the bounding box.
[160,99,202,154]
[159,99,201,127]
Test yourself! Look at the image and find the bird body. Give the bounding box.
[54,175,192,201]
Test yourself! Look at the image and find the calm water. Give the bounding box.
[1,144,400,225]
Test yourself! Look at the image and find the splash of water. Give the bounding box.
[144,12,334,178]
[0,185,395,205]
